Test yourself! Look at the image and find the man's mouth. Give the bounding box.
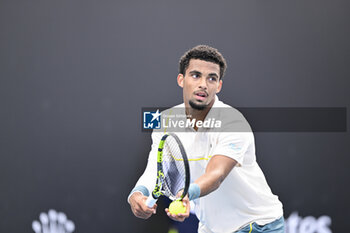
[194,91,208,101]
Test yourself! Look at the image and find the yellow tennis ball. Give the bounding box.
[169,200,186,215]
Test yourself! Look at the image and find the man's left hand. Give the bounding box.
[165,196,190,222]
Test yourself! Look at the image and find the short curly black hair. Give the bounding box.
[179,45,227,79]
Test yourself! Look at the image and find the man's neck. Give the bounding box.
[186,107,211,122]
[184,100,215,131]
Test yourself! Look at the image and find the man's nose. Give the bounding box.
[198,77,207,89]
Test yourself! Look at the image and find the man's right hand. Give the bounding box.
[129,192,157,219]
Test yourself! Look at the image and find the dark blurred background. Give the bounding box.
[0,0,349,232]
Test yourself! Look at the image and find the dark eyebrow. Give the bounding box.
[208,73,219,78]
[189,70,219,77]
[189,70,202,75]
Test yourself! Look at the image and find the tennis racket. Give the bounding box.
[145,133,190,208]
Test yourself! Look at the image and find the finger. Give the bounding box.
[142,208,155,215]
[172,214,186,222]
[177,213,189,219]
[135,210,152,219]
[165,209,178,221]
[150,206,156,214]
[182,199,190,215]
[134,206,154,219]
[165,206,188,221]
[167,214,183,222]
[185,204,190,215]
[145,204,157,215]
[166,211,186,222]
[142,202,156,211]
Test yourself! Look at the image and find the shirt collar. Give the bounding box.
[182,95,221,130]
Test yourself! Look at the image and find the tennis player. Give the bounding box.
[128,45,284,233]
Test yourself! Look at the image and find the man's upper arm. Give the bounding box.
[206,154,237,180]
[211,132,253,167]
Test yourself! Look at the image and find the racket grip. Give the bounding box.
[145,195,157,208]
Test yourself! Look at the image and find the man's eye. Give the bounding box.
[209,77,217,82]
[192,74,200,78]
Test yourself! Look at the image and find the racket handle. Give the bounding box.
[145,195,157,208]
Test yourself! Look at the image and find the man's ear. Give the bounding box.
[216,80,223,93]
[177,74,184,88]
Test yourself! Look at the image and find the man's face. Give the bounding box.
[177,59,222,110]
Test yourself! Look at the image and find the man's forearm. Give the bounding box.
[193,155,237,198]
[195,169,226,197]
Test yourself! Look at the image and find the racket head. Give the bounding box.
[158,133,190,201]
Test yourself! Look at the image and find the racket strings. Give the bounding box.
[161,137,187,199]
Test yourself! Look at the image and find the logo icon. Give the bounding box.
[143,109,161,129]
[228,143,241,152]
[32,209,75,233]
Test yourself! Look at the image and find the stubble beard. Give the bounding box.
[189,100,207,111]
